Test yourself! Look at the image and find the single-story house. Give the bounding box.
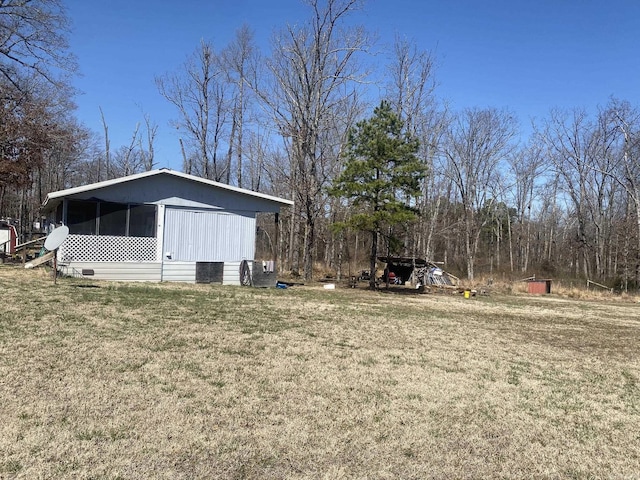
[42,169,293,284]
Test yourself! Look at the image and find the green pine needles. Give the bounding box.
[329,101,427,287]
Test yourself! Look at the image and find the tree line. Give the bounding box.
[2,0,640,290]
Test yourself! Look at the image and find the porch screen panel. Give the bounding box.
[67,201,97,235]
[164,208,256,262]
[129,205,156,237]
[99,202,127,236]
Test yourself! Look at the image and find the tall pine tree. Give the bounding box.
[330,101,426,288]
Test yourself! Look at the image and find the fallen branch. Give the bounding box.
[586,279,613,293]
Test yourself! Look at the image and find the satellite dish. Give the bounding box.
[44,225,69,251]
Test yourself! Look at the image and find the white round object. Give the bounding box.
[44,225,69,251]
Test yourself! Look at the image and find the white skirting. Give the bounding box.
[58,260,248,286]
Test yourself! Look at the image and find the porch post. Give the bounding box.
[157,205,166,281]
[274,212,279,274]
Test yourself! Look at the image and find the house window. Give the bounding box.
[66,200,156,238]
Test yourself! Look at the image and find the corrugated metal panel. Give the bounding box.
[161,261,243,285]
[0,229,10,254]
[163,208,256,262]
[223,261,242,286]
[162,262,196,282]
[59,262,161,281]
[528,280,552,294]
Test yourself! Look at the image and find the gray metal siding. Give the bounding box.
[161,262,196,282]
[223,261,244,286]
[59,262,161,281]
[163,208,256,262]
[59,259,246,285]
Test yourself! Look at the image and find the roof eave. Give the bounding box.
[41,169,294,209]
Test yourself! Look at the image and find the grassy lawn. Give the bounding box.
[1,265,639,479]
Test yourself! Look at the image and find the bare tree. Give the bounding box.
[506,138,547,272]
[601,99,640,287]
[383,35,446,260]
[385,35,437,136]
[156,40,230,181]
[443,108,517,280]
[111,123,142,177]
[0,0,77,88]
[140,112,158,171]
[97,109,156,179]
[587,108,620,278]
[251,0,370,280]
[220,25,258,188]
[99,106,110,180]
[542,109,591,276]
[541,108,619,279]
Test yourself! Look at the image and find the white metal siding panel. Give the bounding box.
[156,204,165,262]
[161,261,246,284]
[161,262,196,283]
[0,229,9,253]
[223,261,242,286]
[164,208,255,262]
[59,262,161,281]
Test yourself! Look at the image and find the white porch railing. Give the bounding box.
[58,234,158,262]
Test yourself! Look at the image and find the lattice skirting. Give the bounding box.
[59,234,157,262]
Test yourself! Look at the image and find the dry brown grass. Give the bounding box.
[1,265,640,479]
[471,275,639,303]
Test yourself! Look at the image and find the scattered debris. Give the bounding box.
[24,251,55,269]
[358,270,371,281]
[377,256,459,291]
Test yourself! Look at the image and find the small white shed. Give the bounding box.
[0,221,17,256]
[42,169,293,284]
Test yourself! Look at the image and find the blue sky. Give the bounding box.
[65,0,640,171]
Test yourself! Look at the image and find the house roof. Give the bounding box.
[42,169,294,211]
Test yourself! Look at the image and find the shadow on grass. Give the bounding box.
[376,286,426,296]
[375,285,465,297]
